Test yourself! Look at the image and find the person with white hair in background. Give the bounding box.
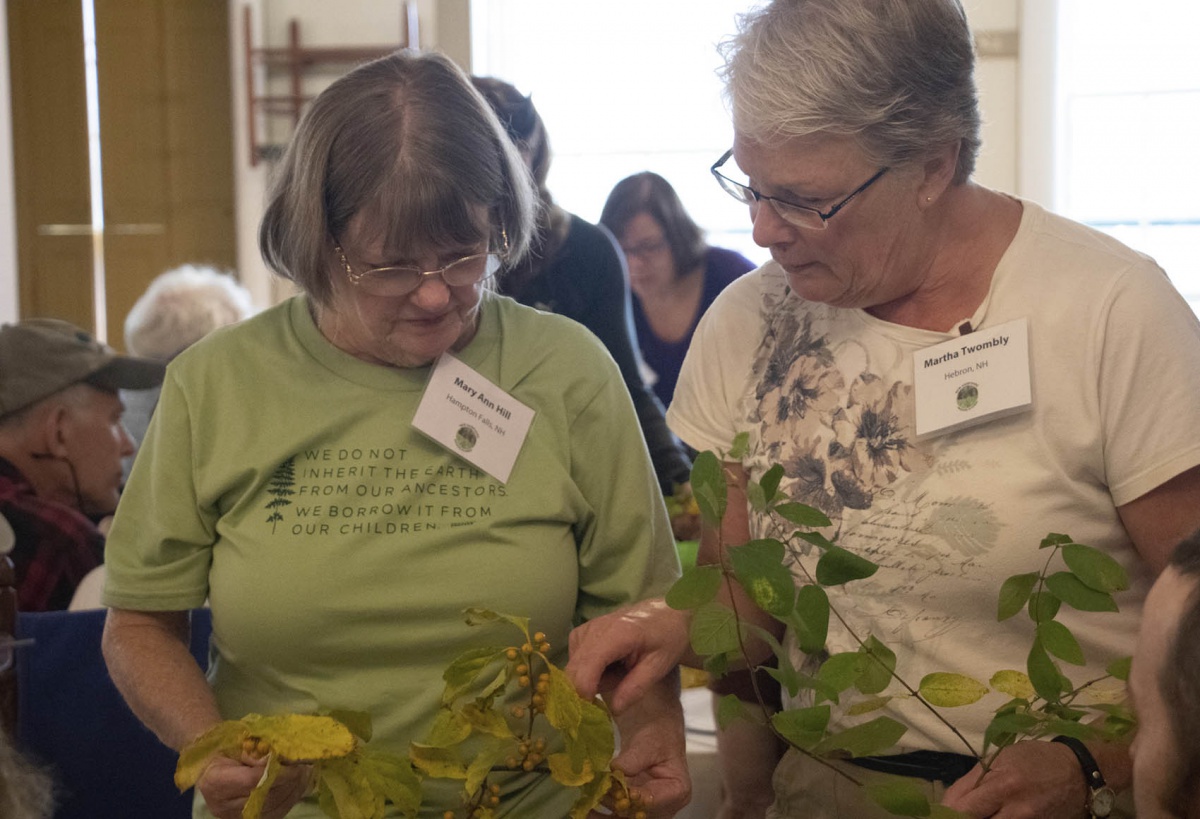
[120,265,256,475]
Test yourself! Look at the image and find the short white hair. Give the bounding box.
[123,265,256,360]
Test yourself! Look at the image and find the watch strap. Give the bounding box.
[1052,735,1108,816]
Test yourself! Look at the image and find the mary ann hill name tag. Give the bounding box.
[412,353,535,483]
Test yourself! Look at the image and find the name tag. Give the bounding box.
[913,317,1032,438]
[412,353,535,483]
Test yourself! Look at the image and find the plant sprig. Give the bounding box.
[665,436,1135,817]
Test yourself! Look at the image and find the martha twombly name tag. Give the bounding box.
[913,317,1032,438]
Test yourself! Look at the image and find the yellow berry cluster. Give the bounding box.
[608,781,650,819]
[240,736,271,761]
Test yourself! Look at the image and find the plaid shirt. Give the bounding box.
[0,456,104,611]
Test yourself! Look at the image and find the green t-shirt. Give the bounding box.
[104,294,679,818]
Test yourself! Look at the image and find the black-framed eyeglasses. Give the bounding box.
[337,229,510,298]
[711,149,888,231]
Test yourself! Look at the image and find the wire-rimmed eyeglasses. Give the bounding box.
[711,149,888,231]
[338,229,510,298]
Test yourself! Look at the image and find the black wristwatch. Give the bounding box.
[1052,735,1115,818]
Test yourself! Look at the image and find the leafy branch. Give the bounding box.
[176,609,648,819]
[666,436,1135,817]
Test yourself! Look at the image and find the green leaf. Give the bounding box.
[441,647,506,705]
[989,670,1035,700]
[930,806,973,819]
[1037,620,1086,665]
[1041,719,1094,741]
[794,530,837,551]
[422,708,472,748]
[1106,656,1132,681]
[746,480,767,512]
[1062,543,1130,593]
[856,636,897,696]
[459,702,515,740]
[774,502,832,529]
[918,673,989,707]
[1040,533,1074,549]
[814,716,907,757]
[462,607,530,639]
[846,696,893,716]
[665,565,723,610]
[771,705,830,750]
[1027,640,1063,702]
[818,652,866,697]
[759,464,786,505]
[816,546,879,586]
[864,778,933,816]
[325,710,373,742]
[997,573,1038,621]
[728,432,751,460]
[1044,572,1119,613]
[1027,591,1062,623]
[464,737,509,798]
[569,771,613,819]
[357,751,422,818]
[690,602,743,656]
[986,710,1041,735]
[715,694,750,730]
[691,450,727,527]
[732,551,795,618]
[791,584,830,654]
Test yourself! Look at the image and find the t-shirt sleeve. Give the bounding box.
[103,368,215,610]
[668,272,764,456]
[568,354,680,623]
[1096,261,1200,505]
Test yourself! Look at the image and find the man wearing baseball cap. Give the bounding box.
[0,318,165,611]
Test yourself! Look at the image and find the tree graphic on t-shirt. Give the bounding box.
[264,456,296,533]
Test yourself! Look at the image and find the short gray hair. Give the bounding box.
[124,265,255,360]
[720,0,981,184]
[259,50,537,306]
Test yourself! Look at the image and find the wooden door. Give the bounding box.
[7,0,236,348]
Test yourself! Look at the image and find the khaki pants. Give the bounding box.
[764,748,1135,819]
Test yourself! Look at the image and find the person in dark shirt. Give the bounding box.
[600,172,755,409]
[0,319,163,611]
[471,76,692,496]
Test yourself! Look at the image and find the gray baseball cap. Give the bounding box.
[0,318,166,418]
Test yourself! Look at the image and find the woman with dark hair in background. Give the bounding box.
[471,77,693,498]
[600,172,754,409]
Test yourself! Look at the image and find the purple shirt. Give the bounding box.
[632,246,755,407]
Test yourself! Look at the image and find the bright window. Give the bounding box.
[469,0,770,265]
[1056,0,1200,309]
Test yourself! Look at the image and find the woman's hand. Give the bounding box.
[940,740,1089,818]
[197,755,313,819]
[565,598,693,714]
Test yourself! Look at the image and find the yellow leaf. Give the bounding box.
[460,702,515,740]
[242,753,282,819]
[246,714,357,762]
[357,751,422,818]
[423,708,473,748]
[569,770,612,819]
[918,673,989,707]
[409,744,468,780]
[175,721,249,790]
[547,752,594,787]
[990,669,1035,700]
[544,664,583,737]
[846,696,893,716]
[464,737,509,798]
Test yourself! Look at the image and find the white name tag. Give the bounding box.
[412,353,535,483]
[913,317,1033,438]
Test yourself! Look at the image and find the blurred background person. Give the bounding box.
[600,171,754,410]
[471,76,693,498]
[1130,531,1200,818]
[121,264,256,475]
[0,319,163,611]
[0,728,55,819]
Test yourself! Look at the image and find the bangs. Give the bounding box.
[355,165,492,256]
